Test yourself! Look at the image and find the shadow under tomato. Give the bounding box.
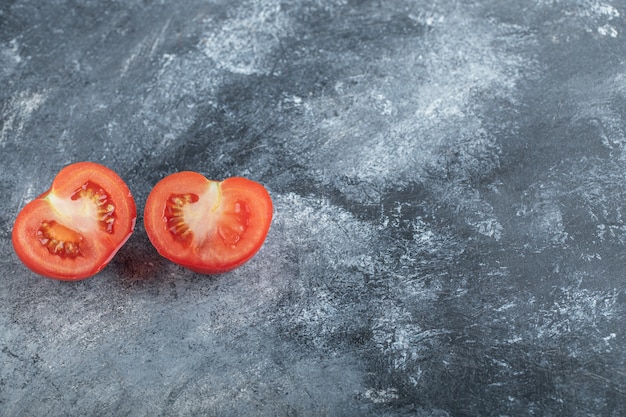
[109,232,170,287]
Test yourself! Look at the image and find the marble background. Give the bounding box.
[1,0,626,415]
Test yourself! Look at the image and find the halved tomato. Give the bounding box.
[144,172,273,274]
[12,162,136,280]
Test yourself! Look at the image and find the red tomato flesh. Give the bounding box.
[12,162,136,280]
[144,172,273,274]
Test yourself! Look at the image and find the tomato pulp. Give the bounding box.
[144,172,273,274]
[12,162,137,280]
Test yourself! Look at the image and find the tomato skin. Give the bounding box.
[144,172,273,274]
[12,162,136,281]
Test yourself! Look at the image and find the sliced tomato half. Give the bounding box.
[12,162,137,280]
[144,172,273,274]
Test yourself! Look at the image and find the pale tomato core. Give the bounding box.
[40,181,118,258]
[163,182,252,250]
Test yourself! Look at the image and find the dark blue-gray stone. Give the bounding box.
[2,0,626,415]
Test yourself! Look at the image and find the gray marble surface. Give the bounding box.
[2,0,626,415]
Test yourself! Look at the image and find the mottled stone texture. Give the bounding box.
[2,0,626,415]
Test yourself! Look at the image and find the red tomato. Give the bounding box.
[12,162,137,280]
[144,172,273,274]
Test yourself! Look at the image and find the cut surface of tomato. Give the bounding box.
[144,172,273,274]
[12,162,137,280]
